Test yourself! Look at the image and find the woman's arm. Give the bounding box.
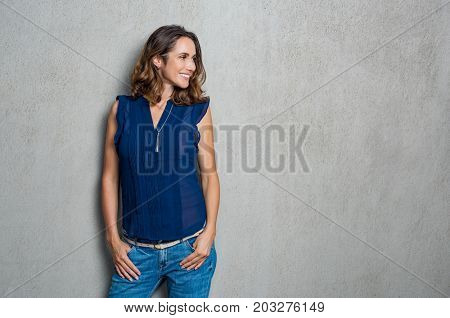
[101,100,121,245]
[179,105,220,270]
[101,99,140,281]
[197,106,220,237]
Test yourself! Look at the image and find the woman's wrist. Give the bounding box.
[106,231,121,245]
[203,226,216,237]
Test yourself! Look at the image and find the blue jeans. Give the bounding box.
[107,236,217,298]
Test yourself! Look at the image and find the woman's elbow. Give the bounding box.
[201,172,219,189]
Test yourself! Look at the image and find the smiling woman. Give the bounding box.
[130,25,209,107]
[101,25,220,298]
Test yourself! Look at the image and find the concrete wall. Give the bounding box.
[0,0,448,297]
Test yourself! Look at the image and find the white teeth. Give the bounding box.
[180,74,190,79]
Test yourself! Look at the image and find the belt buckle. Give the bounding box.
[153,240,165,249]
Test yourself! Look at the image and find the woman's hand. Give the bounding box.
[108,239,141,281]
[180,230,215,270]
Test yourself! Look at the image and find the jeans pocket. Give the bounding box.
[183,236,196,252]
[208,246,217,271]
[127,245,136,256]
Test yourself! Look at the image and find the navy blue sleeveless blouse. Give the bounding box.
[114,95,210,241]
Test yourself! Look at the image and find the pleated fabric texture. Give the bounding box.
[114,95,210,241]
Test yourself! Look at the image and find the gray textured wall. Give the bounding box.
[1,0,448,297]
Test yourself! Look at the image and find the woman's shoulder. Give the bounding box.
[113,94,138,120]
[189,97,210,125]
[114,94,142,110]
[116,94,140,102]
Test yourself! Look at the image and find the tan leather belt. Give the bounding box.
[123,227,205,250]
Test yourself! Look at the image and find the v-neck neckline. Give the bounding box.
[142,96,172,131]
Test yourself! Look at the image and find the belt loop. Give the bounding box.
[133,237,137,246]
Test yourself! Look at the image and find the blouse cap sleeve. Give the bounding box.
[193,98,210,125]
[114,95,126,148]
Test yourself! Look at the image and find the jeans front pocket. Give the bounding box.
[127,244,137,256]
[208,245,217,272]
[183,236,216,256]
[183,236,197,252]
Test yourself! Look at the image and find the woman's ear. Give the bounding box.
[152,56,161,69]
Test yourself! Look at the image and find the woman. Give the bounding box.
[101,25,220,298]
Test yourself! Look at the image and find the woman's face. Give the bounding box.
[156,36,197,90]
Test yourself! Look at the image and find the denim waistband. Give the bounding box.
[123,227,205,247]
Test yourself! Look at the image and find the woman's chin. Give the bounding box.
[177,81,190,89]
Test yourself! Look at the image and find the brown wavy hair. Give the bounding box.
[130,25,209,106]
